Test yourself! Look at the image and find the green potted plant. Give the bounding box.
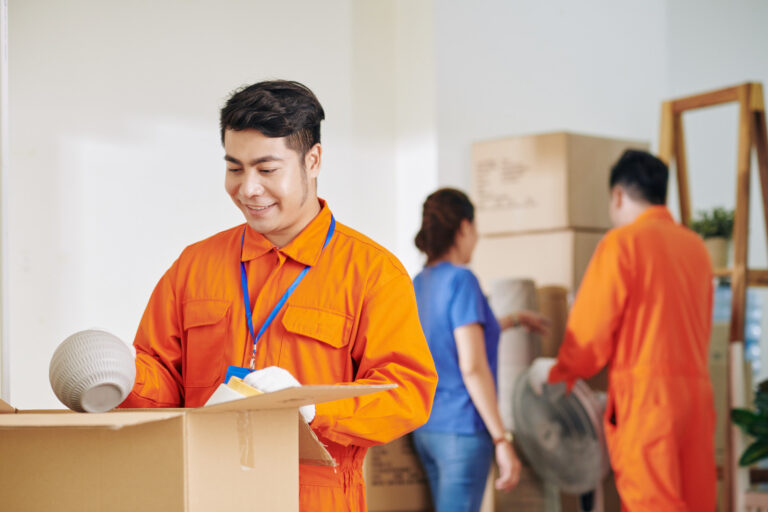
[732,379,768,466]
[689,207,734,269]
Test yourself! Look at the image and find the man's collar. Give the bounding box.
[241,199,333,267]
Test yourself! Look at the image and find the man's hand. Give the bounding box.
[244,366,315,423]
[528,357,556,395]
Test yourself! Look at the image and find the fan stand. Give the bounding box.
[543,482,604,512]
[658,82,768,512]
[524,381,610,512]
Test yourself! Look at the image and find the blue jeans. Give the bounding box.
[411,430,494,512]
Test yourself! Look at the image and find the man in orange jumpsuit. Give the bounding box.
[530,150,716,511]
[118,80,438,511]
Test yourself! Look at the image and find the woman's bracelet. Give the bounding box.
[493,431,514,445]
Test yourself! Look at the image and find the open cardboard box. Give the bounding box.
[0,384,393,512]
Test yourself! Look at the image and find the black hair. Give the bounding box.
[609,149,668,205]
[219,80,325,157]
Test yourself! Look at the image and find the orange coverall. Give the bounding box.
[119,200,438,511]
[549,206,716,511]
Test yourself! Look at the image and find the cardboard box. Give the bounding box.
[471,132,648,236]
[537,286,569,359]
[363,434,432,512]
[0,385,391,512]
[472,229,604,293]
[534,284,608,392]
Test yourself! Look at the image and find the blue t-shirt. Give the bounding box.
[413,262,500,434]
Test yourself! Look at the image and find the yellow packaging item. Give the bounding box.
[227,376,263,397]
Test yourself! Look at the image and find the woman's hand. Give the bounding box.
[494,440,521,491]
[501,310,550,335]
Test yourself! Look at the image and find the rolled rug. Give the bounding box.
[489,278,540,431]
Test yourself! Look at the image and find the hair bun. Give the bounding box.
[414,188,475,263]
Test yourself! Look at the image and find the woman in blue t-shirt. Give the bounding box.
[412,188,549,512]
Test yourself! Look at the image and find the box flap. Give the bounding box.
[0,398,15,414]
[193,384,396,414]
[298,416,335,466]
[0,410,183,429]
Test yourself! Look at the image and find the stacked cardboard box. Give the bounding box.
[473,231,604,293]
[471,131,649,293]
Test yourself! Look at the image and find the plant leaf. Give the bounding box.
[739,439,768,466]
[732,408,761,432]
[755,396,768,414]
[748,424,768,438]
[689,207,734,238]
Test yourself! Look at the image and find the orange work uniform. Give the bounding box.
[119,199,438,511]
[549,206,716,511]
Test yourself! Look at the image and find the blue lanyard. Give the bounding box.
[240,216,336,369]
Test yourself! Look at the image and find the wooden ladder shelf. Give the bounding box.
[658,82,768,512]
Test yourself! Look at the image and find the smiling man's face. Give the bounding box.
[224,128,321,247]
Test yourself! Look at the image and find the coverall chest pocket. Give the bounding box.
[281,305,353,381]
[182,300,230,388]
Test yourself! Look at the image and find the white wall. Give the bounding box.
[395,0,438,274]
[434,0,669,190]
[0,0,9,400]
[6,0,437,408]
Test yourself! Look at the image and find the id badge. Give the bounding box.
[224,365,252,384]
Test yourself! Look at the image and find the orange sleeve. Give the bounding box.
[119,261,184,408]
[312,274,438,447]
[549,232,630,388]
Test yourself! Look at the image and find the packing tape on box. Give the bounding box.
[205,382,265,470]
[237,411,257,470]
